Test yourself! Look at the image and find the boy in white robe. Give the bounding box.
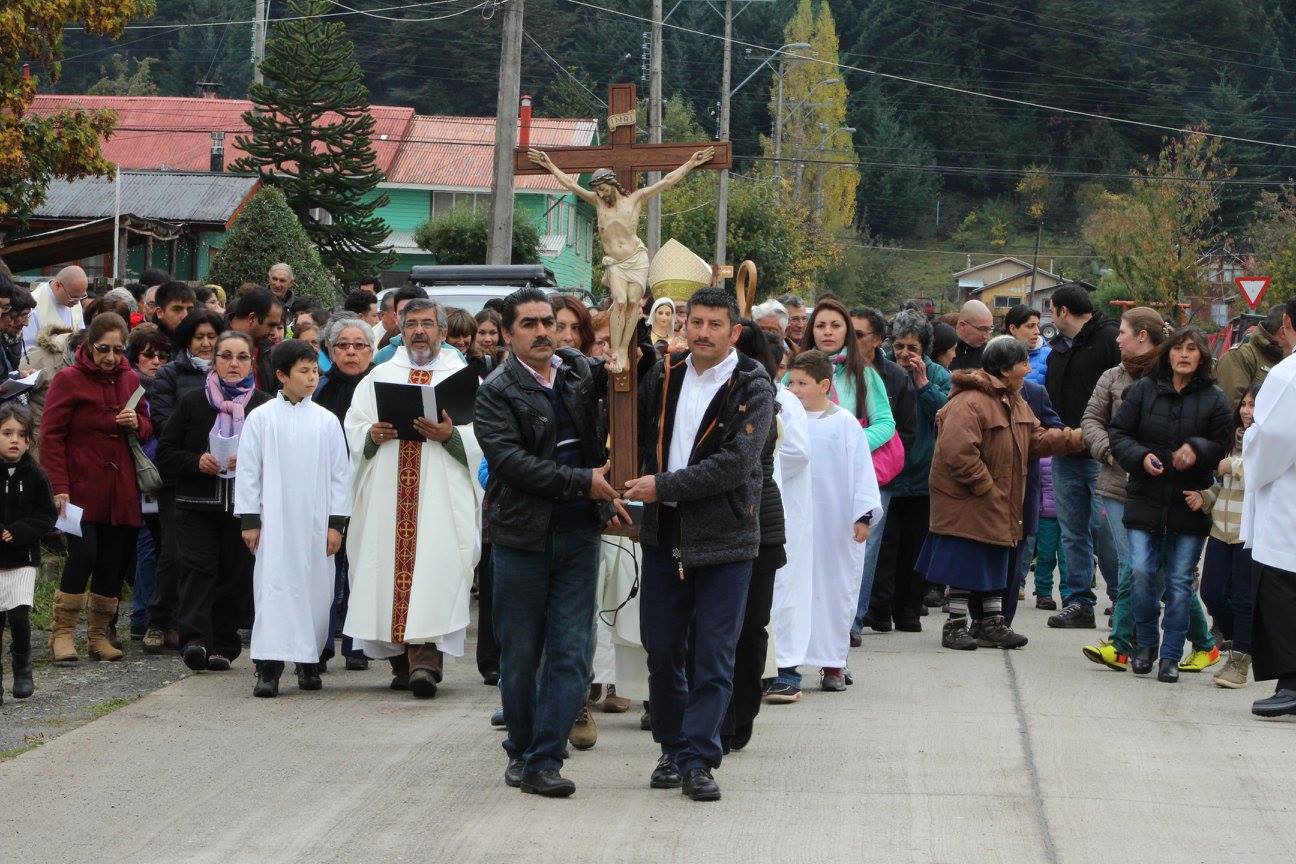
[785,350,882,692]
[236,341,352,698]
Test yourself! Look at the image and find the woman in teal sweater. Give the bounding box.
[800,298,895,450]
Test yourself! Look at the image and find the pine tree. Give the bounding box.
[208,186,336,304]
[232,0,392,286]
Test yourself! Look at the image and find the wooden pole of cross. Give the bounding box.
[514,83,732,497]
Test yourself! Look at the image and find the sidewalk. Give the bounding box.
[1,607,1291,863]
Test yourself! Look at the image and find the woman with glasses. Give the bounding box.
[314,316,376,671]
[142,309,227,654]
[158,331,271,672]
[41,313,153,664]
[122,326,171,642]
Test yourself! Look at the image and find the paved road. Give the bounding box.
[2,608,1292,864]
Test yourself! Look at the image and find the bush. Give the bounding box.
[413,205,539,265]
[207,186,337,304]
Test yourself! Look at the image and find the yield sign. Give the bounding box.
[1235,276,1271,310]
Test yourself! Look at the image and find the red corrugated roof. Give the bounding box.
[26,95,414,174]
[386,115,598,190]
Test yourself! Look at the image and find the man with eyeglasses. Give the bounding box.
[343,299,483,701]
[21,265,87,354]
[0,281,32,383]
[949,299,994,372]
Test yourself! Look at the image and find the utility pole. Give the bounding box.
[1027,220,1043,307]
[487,0,525,265]
[714,0,733,275]
[252,0,267,86]
[646,0,663,257]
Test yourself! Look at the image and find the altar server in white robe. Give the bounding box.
[236,341,351,698]
[763,381,813,703]
[786,350,882,692]
[343,299,484,699]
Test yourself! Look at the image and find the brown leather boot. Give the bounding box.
[86,594,124,661]
[407,643,443,699]
[48,590,86,664]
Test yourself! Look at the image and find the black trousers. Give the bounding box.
[59,522,138,598]
[868,495,931,625]
[1,605,31,655]
[147,487,181,629]
[174,508,253,661]
[1252,561,1296,683]
[475,541,499,681]
[722,542,785,744]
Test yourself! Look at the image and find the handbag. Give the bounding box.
[870,430,905,486]
[126,432,163,495]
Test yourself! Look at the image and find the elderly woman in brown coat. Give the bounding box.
[918,336,1083,651]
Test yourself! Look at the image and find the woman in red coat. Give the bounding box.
[41,313,152,663]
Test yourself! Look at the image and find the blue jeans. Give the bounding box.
[1129,529,1208,662]
[131,522,158,633]
[853,489,893,631]
[492,528,600,772]
[641,544,751,774]
[1052,456,1119,608]
[323,549,365,661]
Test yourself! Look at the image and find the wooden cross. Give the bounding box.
[514,83,733,505]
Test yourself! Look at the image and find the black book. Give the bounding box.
[374,365,480,440]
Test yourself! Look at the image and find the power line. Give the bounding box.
[555,0,1296,151]
[61,0,497,30]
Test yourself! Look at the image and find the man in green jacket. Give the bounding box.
[1216,306,1294,410]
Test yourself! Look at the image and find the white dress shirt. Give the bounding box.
[666,348,739,474]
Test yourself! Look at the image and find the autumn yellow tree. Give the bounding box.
[1083,128,1230,305]
[0,1,153,221]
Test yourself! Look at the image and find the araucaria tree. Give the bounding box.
[233,0,392,285]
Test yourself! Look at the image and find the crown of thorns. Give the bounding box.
[590,169,629,196]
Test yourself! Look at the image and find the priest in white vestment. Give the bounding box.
[343,299,484,698]
[765,384,813,700]
[235,341,352,695]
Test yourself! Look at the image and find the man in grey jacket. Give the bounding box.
[623,287,774,802]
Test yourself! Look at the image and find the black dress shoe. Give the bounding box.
[1156,659,1179,683]
[504,758,525,788]
[182,642,208,672]
[409,668,438,699]
[1252,689,1296,718]
[520,769,576,797]
[650,754,682,789]
[864,615,893,633]
[344,656,369,671]
[482,671,500,686]
[1131,645,1158,676]
[295,663,322,691]
[253,661,283,698]
[682,768,720,802]
[894,619,922,633]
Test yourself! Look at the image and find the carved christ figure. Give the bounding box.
[526,147,716,373]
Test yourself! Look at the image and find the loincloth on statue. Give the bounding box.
[601,242,650,291]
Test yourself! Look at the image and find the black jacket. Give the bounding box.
[157,387,272,513]
[151,353,208,434]
[314,364,372,426]
[948,340,984,372]
[474,348,611,550]
[1109,374,1232,536]
[757,407,786,551]
[1046,313,1120,429]
[637,350,774,567]
[873,348,917,455]
[0,454,57,569]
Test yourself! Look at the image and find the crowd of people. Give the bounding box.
[1,259,1294,802]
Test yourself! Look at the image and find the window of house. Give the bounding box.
[994,295,1016,309]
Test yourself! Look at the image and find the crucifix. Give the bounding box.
[515,83,732,493]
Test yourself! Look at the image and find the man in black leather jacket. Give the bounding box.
[473,287,625,799]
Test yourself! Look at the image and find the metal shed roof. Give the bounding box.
[32,171,260,226]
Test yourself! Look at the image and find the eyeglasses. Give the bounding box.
[333,342,372,352]
[93,343,125,355]
[140,350,171,361]
[216,352,253,363]
[855,330,875,340]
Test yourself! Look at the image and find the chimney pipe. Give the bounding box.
[210,131,225,172]
[518,93,533,149]
[22,64,31,80]
[197,81,222,99]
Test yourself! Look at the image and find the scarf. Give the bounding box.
[1121,350,1157,380]
[205,369,256,438]
[188,351,213,373]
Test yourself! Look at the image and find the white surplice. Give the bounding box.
[771,385,814,669]
[802,403,882,669]
[235,394,352,663]
[342,347,483,659]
